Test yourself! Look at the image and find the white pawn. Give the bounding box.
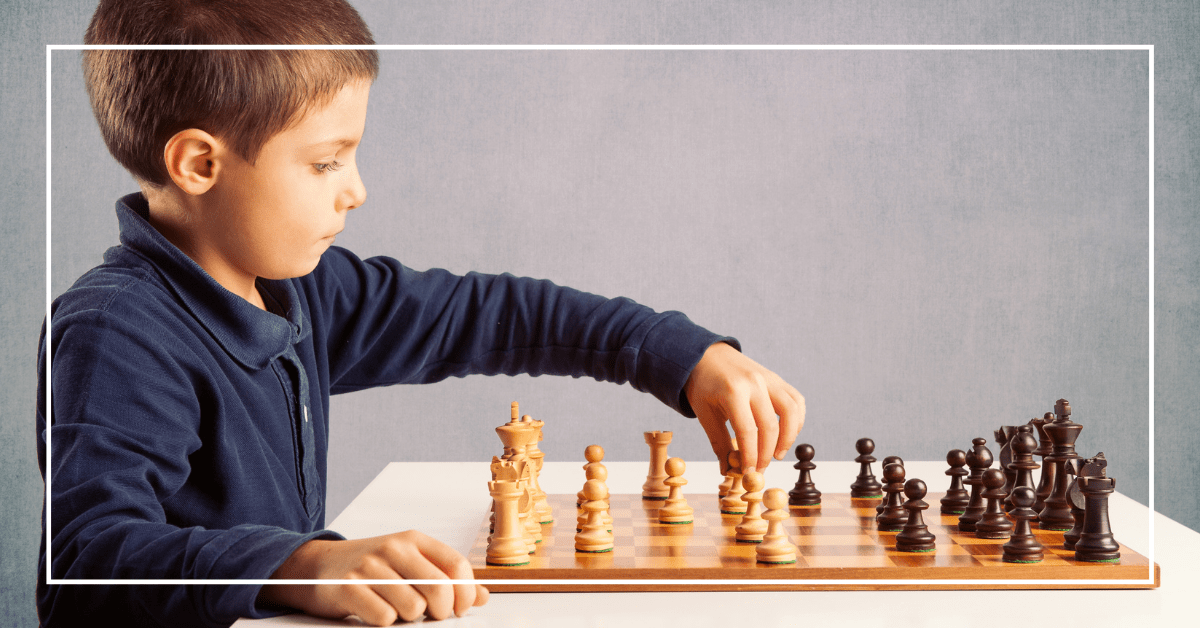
[719,450,747,515]
[756,488,798,564]
[575,479,614,553]
[577,445,605,506]
[659,457,694,524]
[735,471,768,542]
[577,464,612,531]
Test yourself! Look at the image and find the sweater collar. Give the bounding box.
[114,193,310,370]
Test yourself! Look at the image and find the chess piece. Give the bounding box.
[719,450,748,515]
[1039,399,1082,531]
[1031,412,1055,513]
[575,479,614,553]
[1065,453,1106,550]
[940,449,970,515]
[755,488,798,564]
[849,438,883,498]
[876,463,909,532]
[877,456,903,516]
[1075,475,1121,563]
[895,479,936,553]
[975,468,1013,539]
[994,425,1019,496]
[788,444,821,506]
[578,444,605,506]
[957,438,992,533]
[577,463,613,532]
[486,463,531,566]
[1063,465,1085,550]
[1002,486,1045,563]
[659,457,694,524]
[642,430,672,500]
[735,471,768,542]
[718,442,738,497]
[521,413,553,524]
[1004,427,1039,513]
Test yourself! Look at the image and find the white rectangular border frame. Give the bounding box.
[45,44,1155,587]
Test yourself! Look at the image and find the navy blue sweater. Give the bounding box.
[37,194,731,627]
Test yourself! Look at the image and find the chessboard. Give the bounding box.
[467,492,1159,592]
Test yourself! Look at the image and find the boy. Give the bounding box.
[39,1,805,626]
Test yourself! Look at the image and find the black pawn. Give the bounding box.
[877,456,903,515]
[940,449,970,515]
[1002,486,1044,563]
[876,463,909,532]
[976,468,1014,539]
[1075,476,1121,563]
[850,438,883,498]
[788,443,821,506]
[958,438,992,533]
[896,479,936,553]
[975,468,1013,539]
[1004,427,1039,513]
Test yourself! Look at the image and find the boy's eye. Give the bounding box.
[314,160,343,174]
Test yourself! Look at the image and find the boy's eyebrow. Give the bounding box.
[302,138,359,151]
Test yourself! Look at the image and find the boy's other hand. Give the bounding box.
[684,342,806,474]
[258,531,489,625]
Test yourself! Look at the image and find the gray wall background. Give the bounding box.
[4,2,1197,627]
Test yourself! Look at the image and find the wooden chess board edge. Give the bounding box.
[480,581,1160,593]
[472,562,1160,591]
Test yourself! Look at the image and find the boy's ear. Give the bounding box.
[162,129,225,195]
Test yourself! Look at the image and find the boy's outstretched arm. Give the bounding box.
[684,342,806,474]
[258,531,488,625]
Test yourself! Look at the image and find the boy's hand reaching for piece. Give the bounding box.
[683,342,806,474]
[258,531,488,625]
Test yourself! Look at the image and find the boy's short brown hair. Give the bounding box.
[83,0,380,186]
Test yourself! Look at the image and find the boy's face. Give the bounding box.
[199,80,370,284]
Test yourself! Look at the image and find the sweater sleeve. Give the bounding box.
[37,309,341,628]
[311,247,737,416]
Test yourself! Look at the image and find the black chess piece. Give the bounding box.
[940,449,970,515]
[976,468,1014,539]
[1063,465,1085,550]
[1066,453,1108,550]
[1075,474,1121,563]
[896,478,936,553]
[994,425,1019,496]
[876,463,909,531]
[1004,427,1039,513]
[877,456,903,515]
[1039,399,1082,531]
[1002,486,1044,563]
[957,438,992,533]
[850,438,883,498]
[788,443,821,506]
[1031,412,1055,513]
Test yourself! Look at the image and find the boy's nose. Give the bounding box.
[340,165,367,211]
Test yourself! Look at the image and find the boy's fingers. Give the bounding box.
[474,584,490,607]
[335,584,400,627]
[346,559,424,624]
[773,384,806,460]
[697,410,734,474]
[412,531,484,617]
[749,384,778,472]
[728,399,759,473]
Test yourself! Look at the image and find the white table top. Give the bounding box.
[236,461,1199,627]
